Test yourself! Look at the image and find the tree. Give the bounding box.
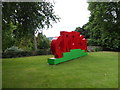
[37,33,50,49]
[85,2,120,51]
[2,23,16,51]
[75,23,90,39]
[2,2,59,51]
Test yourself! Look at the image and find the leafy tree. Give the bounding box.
[75,23,90,39]
[2,2,59,52]
[18,37,34,51]
[2,23,17,51]
[37,33,50,49]
[85,2,120,51]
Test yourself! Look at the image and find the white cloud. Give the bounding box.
[43,0,90,37]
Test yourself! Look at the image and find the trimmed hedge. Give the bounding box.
[2,51,32,58]
[2,49,52,58]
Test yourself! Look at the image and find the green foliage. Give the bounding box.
[2,51,32,58]
[3,46,31,58]
[94,47,103,52]
[85,2,120,51]
[2,2,59,37]
[36,49,52,55]
[75,25,90,39]
[2,2,59,51]
[87,39,94,46]
[87,46,103,52]
[17,37,34,51]
[37,33,50,49]
[4,46,23,53]
[2,23,17,51]
[3,52,118,88]
[2,46,51,58]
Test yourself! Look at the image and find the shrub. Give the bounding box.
[2,46,33,58]
[2,47,52,58]
[36,48,52,55]
[4,46,23,53]
[87,39,95,46]
[2,51,32,58]
[94,47,103,52]
[87,46,103,52]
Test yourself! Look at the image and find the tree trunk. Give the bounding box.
[33,33,37,52]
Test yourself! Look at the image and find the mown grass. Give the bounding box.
[2,52,118,88]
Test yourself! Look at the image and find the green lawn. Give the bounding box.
[2,52,118,88]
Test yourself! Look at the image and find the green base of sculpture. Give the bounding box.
[48,49,88,65]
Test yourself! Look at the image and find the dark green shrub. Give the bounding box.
[2,46,33,58]
[36,48,52,55]
[2,51,32,58]
[87,39,97,46]
[94,47,103,52]
[2,47,52,58]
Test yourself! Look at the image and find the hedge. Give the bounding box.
[2,49,52,58]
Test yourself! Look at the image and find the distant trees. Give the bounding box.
[75,23,90,39]
[82,2,120,51]
[37,33,50,49]
[2,2,59,52]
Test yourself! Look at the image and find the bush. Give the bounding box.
[4,46,24,53]
[2,46,33,58]
[94,47,103,52]
[87,46,103,52]
[87,39,101,46]
[2,47,52,58]
[2,51,32,58]
[36,48,52,55]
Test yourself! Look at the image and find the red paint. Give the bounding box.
[51,31,87,58]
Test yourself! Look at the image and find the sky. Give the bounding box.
[43,0,90,37]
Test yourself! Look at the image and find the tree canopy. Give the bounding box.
[37,33,50,49]
[2,2,59,51]
[84,2,120,51]
[75,23,90,39]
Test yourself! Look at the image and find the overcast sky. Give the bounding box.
[43,0,90,37]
